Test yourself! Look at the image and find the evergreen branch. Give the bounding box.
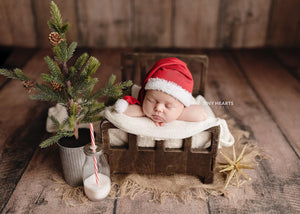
[74,53,89,71]
[79,101,105,123]
[87,88,106,100]
[40,135,63,148]
[44,56,64,84]
[74,76,97,97]
[39,130,73,148]
[70,102,78,116]
[68,115,77,130]
[53,40,68,63]
[73,57,100,96]
[87,57,100,76]
[41,73,53,83]
[69,53,89,88]
[100,80,133,99]
[14,69,29,81]
[0,68,29,81]
[104,87,123,98]
[50,115,61,130]
[68,66,76,81]
[48,1,63,34]
[47,21,61,34]
[82,78,98,99]
[0,69,19,80]
[80,56,100,78]
[85,106,105,117]
[84,101,105,115]
[106,74,116,88]
[61,22,70,34]
[29,93,62,103]
[30,83,67,103]
[67,42,77,61]
[67,85,75,97]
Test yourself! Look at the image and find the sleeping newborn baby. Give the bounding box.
[114,57,208,127]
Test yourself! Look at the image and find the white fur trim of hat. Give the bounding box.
[145,78,194,106]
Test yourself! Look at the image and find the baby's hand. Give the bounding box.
[154,121,165,127]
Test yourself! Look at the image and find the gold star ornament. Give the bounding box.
[218,144,256,189]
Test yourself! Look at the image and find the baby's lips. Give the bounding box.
[152,115,163,121]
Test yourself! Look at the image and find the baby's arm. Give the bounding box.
[178,105,208,122]
[124,104,145,117]
[124,105,162,127]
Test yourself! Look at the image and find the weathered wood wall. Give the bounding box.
[0,0,299,48]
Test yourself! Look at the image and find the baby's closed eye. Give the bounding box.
[146,98,156,103]
[166,104,176,109]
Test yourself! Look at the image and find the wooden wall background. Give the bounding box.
[0,0,299,48]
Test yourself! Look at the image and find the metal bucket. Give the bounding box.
[57,128,92,187]
[58,143,86,187]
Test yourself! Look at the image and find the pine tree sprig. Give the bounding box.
[87,80,132,100]
[0,1,132,148]
[61,23,70,34]
[53,40,68,63]
[88,88,106,100]
[67,42,77,61]
[44,56,64,84]
[14,69,30,81]
[30,83,67,103]
[50,115,61,130]
[0,68,29,81]
[106,74,116,88]
[82,78,98,99]
[80,56,100,78]
[68,115,77,130]
[39,130,73,148]
[0,69,16,79]
[48,1,63,34]
[74,52,89,72]
[41,73,52,82]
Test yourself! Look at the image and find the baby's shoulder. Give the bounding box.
[178,105,208,122]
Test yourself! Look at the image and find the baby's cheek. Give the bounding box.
[142,103,151,117]
[173,108,185,121]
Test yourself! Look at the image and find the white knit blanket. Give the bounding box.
[104,95,234,148]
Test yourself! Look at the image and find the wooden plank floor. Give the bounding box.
[0,48,299,214]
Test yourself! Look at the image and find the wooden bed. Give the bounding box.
[100,52,220,183]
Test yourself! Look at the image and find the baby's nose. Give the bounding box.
[155,103,164,112]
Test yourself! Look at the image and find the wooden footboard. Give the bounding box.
[100,119,220,184]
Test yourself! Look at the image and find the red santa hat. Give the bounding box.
[114,57,194,113]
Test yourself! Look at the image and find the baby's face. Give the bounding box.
[142,90,184,124]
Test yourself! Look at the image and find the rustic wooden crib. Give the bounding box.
[100,53,220,184]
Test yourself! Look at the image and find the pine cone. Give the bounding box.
[51,81,62,91]
[22,80,35,92]
[48,32,63,46]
